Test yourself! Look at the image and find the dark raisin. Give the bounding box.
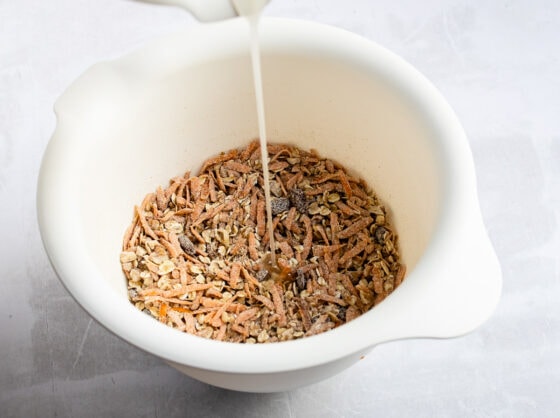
[178,235,196,256]
[256,269,270,282]
[337,306,347,321]
[270,197,290,215]
[374,226,388,244]
[295,268,307,291]
[289,188,308,214]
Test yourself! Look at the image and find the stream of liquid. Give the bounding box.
[236,1,277,265]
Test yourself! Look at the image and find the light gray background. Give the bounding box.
[1,0,559,417]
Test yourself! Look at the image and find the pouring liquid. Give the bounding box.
[234,0,277,266]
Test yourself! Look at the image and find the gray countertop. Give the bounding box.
[1,0,559,416]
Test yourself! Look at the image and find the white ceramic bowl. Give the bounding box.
[37,18,501,392]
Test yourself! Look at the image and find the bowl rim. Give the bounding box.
[37,17,497,374]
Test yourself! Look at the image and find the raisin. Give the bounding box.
[337,306,347,322]
[256,269,270,282]
[270,197,290,215]
[295,268,307,291]
[178,235,196,256]
[374,226,388,244]
[289,188,308,214]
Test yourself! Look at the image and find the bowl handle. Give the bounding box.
[366,211,502,344]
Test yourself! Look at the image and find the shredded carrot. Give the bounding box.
[189,225,205,244]
[270,283,287,327]
[199,149,239,173]
[122,221,135,250]
[241,266,260,288]
[254,295,275,311]
[234,307,258,325]
[339,237,369,265]
[135,205,158,240]
[215,323,227,341]
[162,283,213,298]
[155,186,167,211]
[232,323,249,337]
[256,200,266,237]
[285,171,303,190]
[338,170,353,198]
[161,238,180,259]
[159,303,168,318]
[210,296,237,328]
[300,215,313,261]
[171,306,192,314]
[298,298,312,332]
[248,232,259,261]
[224,160,253,173]
[230,263,241,288]
[337,217,373,239]
[214,167,226,192]
[126,225,141,250]
[140,192,155,211]
[283,207,297,232]
[268,161,289,172]
[249,190,258,223]
[184,313,196,334]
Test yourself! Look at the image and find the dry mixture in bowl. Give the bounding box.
[120,140,405,343]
